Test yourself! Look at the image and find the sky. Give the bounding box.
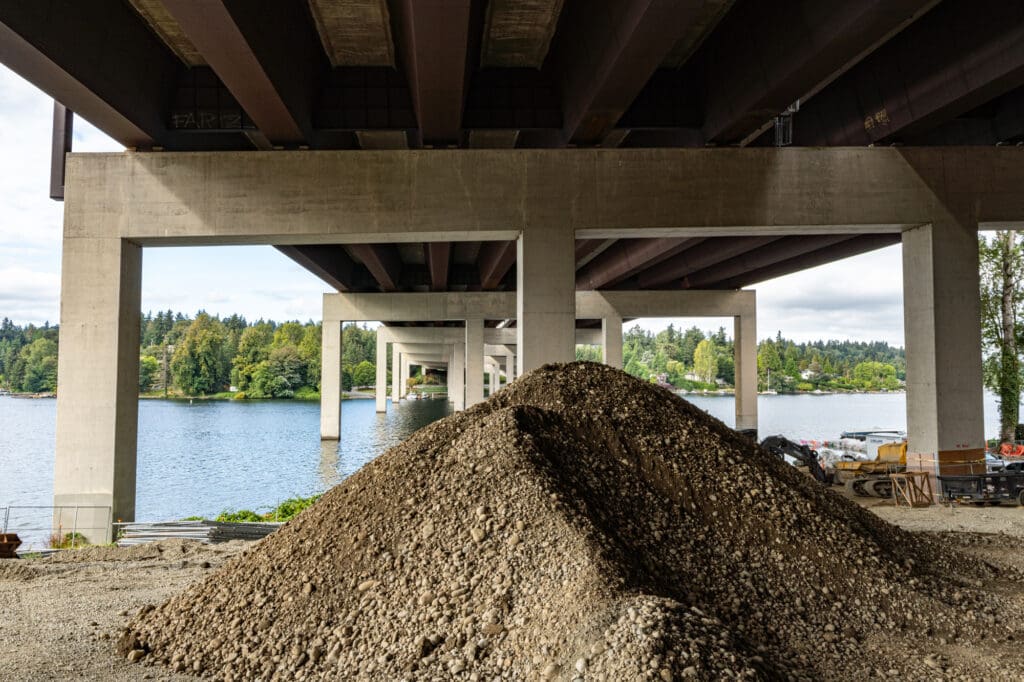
[0,64,907,346]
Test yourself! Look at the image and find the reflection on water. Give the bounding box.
[0,397,450,522]
[0,391,1002,523]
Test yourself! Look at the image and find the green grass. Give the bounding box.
[211,494,323,524]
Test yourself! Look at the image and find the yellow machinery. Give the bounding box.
[834,441,907,497]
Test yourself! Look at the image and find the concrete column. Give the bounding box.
[466,318,485,407]
[54,237,141,543]
[320,319,342,440]
[903,219,985,477]
[391,343,401,403]
[450,341,466,411]
[734,312,758,433]
[489,366,500,397]
[517,226,575,375]
[602,316,623,369]
[400,356,410,398]
[505,348,516,382]
[375,332,387,413]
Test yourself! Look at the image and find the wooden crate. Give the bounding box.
[890,472,934,507]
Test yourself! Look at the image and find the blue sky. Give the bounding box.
[0,64,906,345]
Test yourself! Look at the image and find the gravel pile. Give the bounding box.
[120,363,1023,680]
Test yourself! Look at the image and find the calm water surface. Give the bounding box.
[0,392,1003,522]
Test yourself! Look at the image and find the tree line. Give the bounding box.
[2,312,906,397]
[0,312,381,398]
[577,324,906,392]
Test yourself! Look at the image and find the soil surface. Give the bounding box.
[4,363,1024,680]
[0,540,247,681]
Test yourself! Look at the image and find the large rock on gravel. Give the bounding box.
[120,363,1017,681]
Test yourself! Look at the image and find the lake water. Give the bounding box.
[0,391,1003,533]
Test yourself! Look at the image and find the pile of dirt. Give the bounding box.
[120,363,1024,680]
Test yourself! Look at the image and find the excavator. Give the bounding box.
[832,440,907,498]
[760,435,831,484]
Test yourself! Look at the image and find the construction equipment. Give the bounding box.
[938,471,1024,506]
[761,435,830,484]
[833,440,906,497]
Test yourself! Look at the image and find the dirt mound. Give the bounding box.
[120,363,1023,680]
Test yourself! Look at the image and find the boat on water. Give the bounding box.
[759,369,778,395]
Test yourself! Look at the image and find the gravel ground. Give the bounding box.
[5,363,1024,680]
[0,540,247,681]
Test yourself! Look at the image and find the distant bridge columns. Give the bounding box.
[602,316,624,369]
[391,343,401,403]
[450,341,466,411]
[320,319,342,440]
[466,318,485,407]
[734,311,758,432]
[902,218,986,477]
[53,237,142,543]
[375,332,388,413]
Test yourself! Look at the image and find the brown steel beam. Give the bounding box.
[0,2,182,148]
[574,239,616,270]
[682,235,856,289]
[391,0,481,145]
[275,245,358,291]
[576,237,703,290]
[631,236,779,289]
[547,0,731,146]
[794,0,1024,146]
[163,0,323,145]
[347,244,403,292]
[49,101,72,201]
[425,243,451,291]
[478,240,517,290]
[699,0,937,146]
[713,234,902,289]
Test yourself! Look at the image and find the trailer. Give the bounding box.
[937,472,1024,506]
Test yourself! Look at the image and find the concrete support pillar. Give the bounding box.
[450,341,466,411]
[505,348,516,382]
[517,226,575,375]
[734,312,758,433]
[54,237,142,542]
[466,318,485,407]
[320,319,342,440]
[375,332,387,413]
[400,357,410,398]
[391,343,401,403]
[489,366,500,397]
[903,219,985,477]
[602,316,623,369]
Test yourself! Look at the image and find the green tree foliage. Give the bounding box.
[231,324,274,390]
[298,325,322,388]
[139,355,160,391]
[352,360,376,388]
[575,345,602,362]
[693,339,719,384]
[19,337,58,392]
[980,231,1024,442]
[170,313,231,395]
[851,361,900,391]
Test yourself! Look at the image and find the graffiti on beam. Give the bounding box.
[863,109,891,132]
[170,110,255,131]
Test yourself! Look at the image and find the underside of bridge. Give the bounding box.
[4,1,1024,538]
[7,0,1024,293]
